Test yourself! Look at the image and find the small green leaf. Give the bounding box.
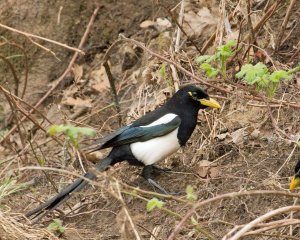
[236,62,295,97]
[131,189,138,197]
[216,40,236,59]
[297,141,300,148]
[190,216,198,225]
[186,185,197,201]
[196,55,216,64]
[48,125,59,136]
[225,39,236,47]
[160,63,166,78]
[256,74,269,88]
[288,65,300,74]
[147,198,164,212]
[47,125,96,148]
[37,158,45,166]
[47,219,65,235]
[200,63,218,78]
[269,70,292,83]
[236,63,268,84]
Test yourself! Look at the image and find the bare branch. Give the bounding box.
[0,23,84,54]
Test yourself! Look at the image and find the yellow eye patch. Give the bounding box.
[188,91,198,101]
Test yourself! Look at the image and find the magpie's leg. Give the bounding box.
[26,157,113,219]
[142,165,174,195]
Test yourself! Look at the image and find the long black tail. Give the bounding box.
[25,157,112,219]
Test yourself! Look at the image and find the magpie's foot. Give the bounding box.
[147,178,182,195]
[165,190,183,196]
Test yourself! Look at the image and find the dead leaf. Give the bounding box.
[231,128,246,145]
[140,18,171,32]
[140,20,156,28]
[209,166,220,178]
[196,160,210,177]
[156,17,172,31]
[216,133,230,140]
[199,160,210,167]
[89,66,110,92]
[183,7,218,39]
[250,129,260,138]
[72,64,83,84]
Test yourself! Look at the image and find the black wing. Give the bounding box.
[87,116,181,152]
[84,125,130,152]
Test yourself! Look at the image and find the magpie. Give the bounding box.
[25,85,220,219]
[290,159,300,190]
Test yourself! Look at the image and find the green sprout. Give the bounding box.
[159,62,173,88]
[186,185,197,201]
[48,124,96,148]
[147,197,165,212]
[47,218,65,235]
[196,40,236,79]
[236,63,299,97]
[0,177,27,201]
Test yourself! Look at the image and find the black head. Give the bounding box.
[169,85,221,110]
[295,159,300,176]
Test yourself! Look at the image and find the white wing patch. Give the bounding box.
[141,113,178,127]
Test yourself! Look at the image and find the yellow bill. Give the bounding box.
[200,98,221,109]
[290,176,300,190]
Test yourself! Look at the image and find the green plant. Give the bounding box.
[196,40,236,79]
[47,218,65,235]
[236,63,299,97]
[186,185,197,201]
[147,197,164,212]
[48,124,96,148]
[159,62,166,78]
[0,177,27,201]
[159,62,172,87]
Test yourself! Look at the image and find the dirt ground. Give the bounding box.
[0,0,300,239]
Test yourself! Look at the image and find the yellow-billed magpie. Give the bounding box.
[290,159,300,190]
[26,85,220,219]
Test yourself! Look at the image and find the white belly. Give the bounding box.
[130,128,180,165]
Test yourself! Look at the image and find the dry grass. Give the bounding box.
[0,211,57,240]
[1,0,300,239]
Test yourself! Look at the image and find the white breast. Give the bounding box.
[130,114,181,165]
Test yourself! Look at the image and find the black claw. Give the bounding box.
[142,165,177,194]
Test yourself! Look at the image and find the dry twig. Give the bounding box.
[0,7,100,145]
[167,190,300,240]
[227,206,300,240]
[275,0,297,52]
[120,35,300,109]
[0,23,84,54]
[103,61,121,126]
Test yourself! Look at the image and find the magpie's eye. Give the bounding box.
[188,91,199,99]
